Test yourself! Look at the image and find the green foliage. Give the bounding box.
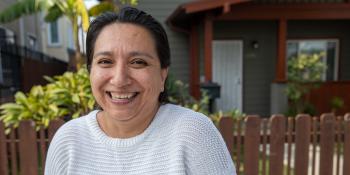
[330,96,344,113]
[286,53,327,116]
[0,67,94,133]
[44,67,95,119]
[166,74,209,115]
[209,109,245,126]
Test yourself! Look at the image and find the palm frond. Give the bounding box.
[44,5,63,22]
[75,0,90,31]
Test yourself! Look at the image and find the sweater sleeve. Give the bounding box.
[44,124,71,175]
[184,114,237,175]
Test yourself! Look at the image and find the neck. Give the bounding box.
[97,104,160,138]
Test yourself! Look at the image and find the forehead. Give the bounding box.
[94,23,156,52]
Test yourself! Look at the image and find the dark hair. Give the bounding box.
[86,7,170,103]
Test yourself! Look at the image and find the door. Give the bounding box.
[212,40,243,112]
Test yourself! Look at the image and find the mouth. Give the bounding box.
[106,91,139,103]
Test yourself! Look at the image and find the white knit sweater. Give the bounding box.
[45,104,236,175]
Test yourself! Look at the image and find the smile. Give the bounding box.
[106,91,139,100]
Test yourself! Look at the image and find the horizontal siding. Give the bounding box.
[137,0,191,83]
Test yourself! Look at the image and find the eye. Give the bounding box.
[130,59,148,68]
[97,59,113,65]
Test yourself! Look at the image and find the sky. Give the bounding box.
[84,0,99,9]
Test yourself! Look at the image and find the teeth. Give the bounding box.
[110,92,136,100]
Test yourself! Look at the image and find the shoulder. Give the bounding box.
[49,110,98,146]
[159,104,236,174]
[160,104,215,132]
[45,111,99,174]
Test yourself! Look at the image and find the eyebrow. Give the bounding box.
[129,51,155,59]
[93,51,155,59]
[93,51,112,58]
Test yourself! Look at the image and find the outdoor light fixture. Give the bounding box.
[251,40,259,49]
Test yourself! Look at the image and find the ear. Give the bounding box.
[160,68,168,89]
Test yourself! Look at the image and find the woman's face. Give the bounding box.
[90,23,168,122]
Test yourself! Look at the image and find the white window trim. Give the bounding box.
[47,21,61,47]
[287,39,339,81]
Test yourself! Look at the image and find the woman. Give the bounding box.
[45,7,236,175]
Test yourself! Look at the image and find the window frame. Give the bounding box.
[47,20,61,47]
[286,38,339,81]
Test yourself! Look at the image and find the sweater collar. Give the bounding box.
[86,104,169,150]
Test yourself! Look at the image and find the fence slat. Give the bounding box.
[9,128,17,175]
[269,115,286,175]
[19,121,38,175]
[0,122,8,175]
[261,119,268,175]
[311,117,318,175]
[343,113,350,175]
[48,119,64,143]
[320,113,335,175]
[39,128,47,175]
[219,117,234,155]
[286,118,294,175]
[235,118,242,174]
[295,114,311,175]
[244,115,261,175]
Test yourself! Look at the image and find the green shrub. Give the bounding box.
[0,67,94,133]
[166,73,209,115]
[209,109,245,126]
[286,53,327,116]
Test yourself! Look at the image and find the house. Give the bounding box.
[140,0,350,116]
[0,0,68,102]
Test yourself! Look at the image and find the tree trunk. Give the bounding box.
[68,16,83,71]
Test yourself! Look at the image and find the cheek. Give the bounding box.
[90,69,107,92]
[132,70,162,91]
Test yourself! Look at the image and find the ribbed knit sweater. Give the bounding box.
[45,104,236,175]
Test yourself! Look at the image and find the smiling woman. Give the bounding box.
[44,7,236,175]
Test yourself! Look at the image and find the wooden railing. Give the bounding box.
[307,81,350,115]
[0,113,349,175]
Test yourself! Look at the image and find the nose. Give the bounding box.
[109,64,131,88]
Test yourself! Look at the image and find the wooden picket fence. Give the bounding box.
[219,113,350,175]
[0,113,349,175]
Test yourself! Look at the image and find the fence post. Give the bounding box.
[269,115,286,175]
[19,120,38,175]
[319,113,335,175]
[244,115,261,175]
[0,122,8,175]
[344,113,350,175]
[219,117,234,154]
[294,114,311,175]
[48,119,64,143]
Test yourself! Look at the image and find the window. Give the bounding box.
[287,39,339,81]
[48,21,60,46]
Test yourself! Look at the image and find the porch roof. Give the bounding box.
[166,0,252,33]
[166,0,350,32]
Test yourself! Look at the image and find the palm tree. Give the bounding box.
[0,0,137,70]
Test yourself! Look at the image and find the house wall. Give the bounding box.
[0,0,42,50]
[213,21,277,116]
[41,17,74,62]
[137,0,191,83]
[287,20,350,80]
